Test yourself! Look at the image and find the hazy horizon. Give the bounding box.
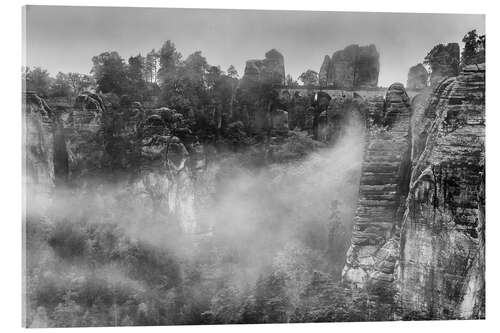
[24,6,484,87]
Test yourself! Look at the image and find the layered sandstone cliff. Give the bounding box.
[24,92,200,233]
[64,93,106,181]
[398,63,485,319]
[24,60,486,321]
[427,43,460,85]
[343,63,485,320]
[342,83,411,288]
[319,44,379,89]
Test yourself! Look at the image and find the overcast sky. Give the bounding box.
[24,6,484,87]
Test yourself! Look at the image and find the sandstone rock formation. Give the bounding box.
[24,91,111,192]
[325,93,368,143]
[271,109,289,132]
[64,93,106,181]
[24,91,56,195]
[24,89,203,233]
[75,91,106,112]
[320,44,379,89]
[398,63,485,319]
[238,49,286,133]
[319,55,331,87]
[365,95,385,126]
[425,43,460,85]
[406,64,429,90]
[342,82,411,288]
[241,49,285,87]
[342,63,485,320]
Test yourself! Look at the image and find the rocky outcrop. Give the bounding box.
[135,110,196,232]
[24,90,201,233]
[241,49,285,87]
[325,93,368,143]
[63,93,106,181]
[365,95,385,126]
[398,63,485,319]
[320,44,379,89]
[319,55,331,87]
[355,45,380,89]
[271,109,289,133]
[238,49,286,133]
[406,64,428,90]
[426,43,460,85]
[342,83,411,288]
[24,92,56,196]
[24,91,110,191]
[138,112,190,176]
[342,63,485,320]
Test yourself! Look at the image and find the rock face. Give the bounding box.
[64,93,106,181]
[24,91,202,233]
[271,109,289,132]
[426,43,460,85]
[326,93,368,143]
[319,55,331,87]
[24,92,56,195]
[342,64,485,320]
[239,49,286,133]
[398,63,485,319]
[406,64,429,90]
[24,91,109,192]
[342,82,411,288]
[241,49,285,86]
[320,44,379,89]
